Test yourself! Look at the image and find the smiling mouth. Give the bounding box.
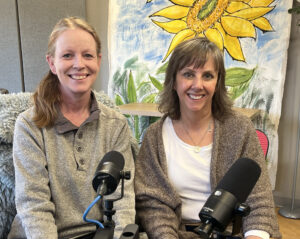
[69,74,89,80]
[188,94,205,100]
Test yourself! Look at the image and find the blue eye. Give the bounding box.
[62,53,72,58]
[183,72,194,78]
[203,73,214,80]
[84,53,94,58]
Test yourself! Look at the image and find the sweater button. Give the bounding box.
[77,146,82,152]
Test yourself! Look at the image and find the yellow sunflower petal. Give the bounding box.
[251,17,273,31]
[230,7,274,20]
[205,28,224,50]
[248,0,275,7]
[196,32,205,37]
[151,5,189,19]
[163,29,195,61]
[232,0,251,3]
[152,20,187,33]
[215,22,245,61]
[221,16,256,38]
[226,1,250,13]
[170,0,194,7]
[224,35,245,61]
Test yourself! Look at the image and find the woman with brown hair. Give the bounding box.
[135,37,280,239]
[8,17,135,239]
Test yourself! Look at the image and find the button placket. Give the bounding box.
[75,130,85,170]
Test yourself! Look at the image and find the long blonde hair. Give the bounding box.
[33,17,101,128]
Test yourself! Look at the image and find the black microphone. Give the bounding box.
[92,151,125,196]
[196,158,261,238]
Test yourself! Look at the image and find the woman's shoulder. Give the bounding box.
[141,116,166,141]
[96,101,125,121]
[216,110,256,140]
[221,110,253,127]
[16,106,36,125]
[147,116,166,131]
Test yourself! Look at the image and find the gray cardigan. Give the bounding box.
[135,112,281,239]
[8,98,136,239]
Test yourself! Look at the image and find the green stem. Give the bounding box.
[134,115,140,142]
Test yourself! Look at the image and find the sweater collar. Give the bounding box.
[54,91,100,134]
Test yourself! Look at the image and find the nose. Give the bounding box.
[73,55,84,69]
[192,76,204,89]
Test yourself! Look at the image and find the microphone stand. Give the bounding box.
[93,171,131,239]
[194,203,250,239]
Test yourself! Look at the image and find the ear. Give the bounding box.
[46,55,57,75]
[97,53,102,68]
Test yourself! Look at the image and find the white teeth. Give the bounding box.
[71,75,87,80]
[189,94,204,100]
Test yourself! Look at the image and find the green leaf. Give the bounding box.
[149,116,161,124]
[124,56,138,69]
[149,74,163,91]
[225,67,255,87]
[142,93,157,103]
[156,61,168,74]
[136,81,151,91]
[115,94,124,106]
[112,69,121,85]
[228,81,250,100]
[127,71,137,103]
[134,115,140,141]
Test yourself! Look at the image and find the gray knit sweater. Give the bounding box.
[135,112,281,239]
[8,97,135,239]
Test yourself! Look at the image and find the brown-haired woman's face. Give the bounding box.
[46,28,101,97]
[174,56,218,116]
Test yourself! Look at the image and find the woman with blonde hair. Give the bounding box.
[8,17,135,239]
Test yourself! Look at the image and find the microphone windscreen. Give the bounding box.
[216,158,261,203]
[98,150,125,171]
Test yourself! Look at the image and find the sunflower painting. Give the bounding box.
[150,0,275,62]
[108,0,293,187]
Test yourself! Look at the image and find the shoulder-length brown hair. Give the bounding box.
[158,37,233,121]
[33,17,101,128]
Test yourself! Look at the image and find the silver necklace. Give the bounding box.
[182,119,213,153]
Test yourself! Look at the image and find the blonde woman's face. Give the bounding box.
[47,28,101,98]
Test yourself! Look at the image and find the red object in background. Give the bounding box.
[256,129,269,159]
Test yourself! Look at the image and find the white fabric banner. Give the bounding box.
[108,0,293,188]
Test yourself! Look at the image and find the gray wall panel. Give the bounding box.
[18,0,86,92]
[0,0,23,93]
[86,0,109,93]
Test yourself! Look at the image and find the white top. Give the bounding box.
[162,117,212,221]
[162,117,269,239]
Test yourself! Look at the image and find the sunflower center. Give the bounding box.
[187,0,229,33]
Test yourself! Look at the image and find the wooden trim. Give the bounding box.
[118,103,260,120]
